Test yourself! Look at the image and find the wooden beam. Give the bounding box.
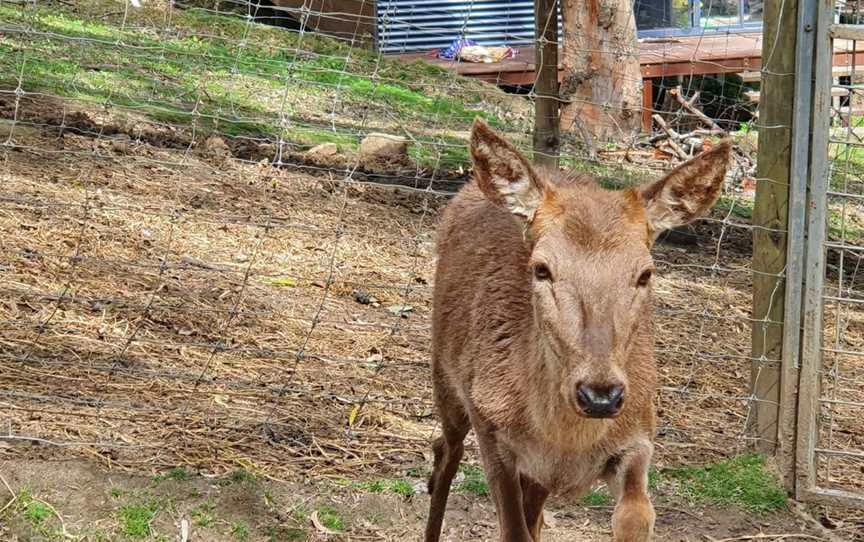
[642,79,654,132]
[745,87,849,103]
[750,0,798,461]
[533,0,559,168]
[831,24,864,41]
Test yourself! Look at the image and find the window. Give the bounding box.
[635,0,762,35]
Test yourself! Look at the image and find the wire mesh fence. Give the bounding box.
[0,0,820,508]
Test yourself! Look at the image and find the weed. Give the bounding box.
[581,489,613,507]
[663,454,787,514]
[316,506,345,531]
[229,468,257,484]
[192,500,216,527]
[455,464,489,496]
[648,467,660,492]
[14,490,52,527]
[406,466,430,478]
[231,520,251,541]
[152,467,192,482]
[110,487,123,498]
[389,479,415,497]
[24,501,51,525]
[118,503,159,538]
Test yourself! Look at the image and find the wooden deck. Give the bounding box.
[392,33,864,130]
[392,33,864,83]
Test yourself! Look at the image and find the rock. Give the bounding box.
[201,135,231,157]
[353,290,379,306]
[110,135,131,154]
[303,142,342,167]
[307,142,338,158]
[387,304,413,317]
[360,133,409,162]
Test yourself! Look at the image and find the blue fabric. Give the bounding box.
[438,38,477,60]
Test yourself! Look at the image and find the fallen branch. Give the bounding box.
[652,114,689,160]
[648,127,725,144]
[671,86,726,134]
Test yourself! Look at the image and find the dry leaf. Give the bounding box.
[311,510,340,536]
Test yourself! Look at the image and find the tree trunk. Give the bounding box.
[559,0,642,146]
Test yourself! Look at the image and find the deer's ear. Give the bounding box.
[640,141,732,235]
[470,118,545,221]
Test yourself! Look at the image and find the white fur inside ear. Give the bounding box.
[647,188,698,233]
[474,140,541,220]
[494,175,541,221]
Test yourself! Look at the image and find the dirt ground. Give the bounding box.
[0,98,863,540]
[0,460,849,541]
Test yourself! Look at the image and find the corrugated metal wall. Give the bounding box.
[375,0,557,53]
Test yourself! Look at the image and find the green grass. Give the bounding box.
[581,489,613,506]
[662,454,787,514]
[352,478,415,497]
[715,194,753,221]
[118,503,159,538]
[455,464,490,496]
[316,506,345,531]
[0,1,522,172]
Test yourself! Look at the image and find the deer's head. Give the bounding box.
[470,119,731,419]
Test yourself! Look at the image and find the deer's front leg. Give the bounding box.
[475,427,533,542]
[605,441,655,542]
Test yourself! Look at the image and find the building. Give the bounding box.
[269,0,764,53]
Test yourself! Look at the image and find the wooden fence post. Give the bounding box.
[533,0,559,168]
[750,0,799,477]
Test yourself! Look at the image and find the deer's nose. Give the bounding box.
[575,383,625,418]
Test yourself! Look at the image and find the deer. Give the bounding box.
[425,118,732,542]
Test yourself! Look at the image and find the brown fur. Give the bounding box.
[424,119,732,542]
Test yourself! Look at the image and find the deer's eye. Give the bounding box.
[636,268,653,288]
[533,263,553,282]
